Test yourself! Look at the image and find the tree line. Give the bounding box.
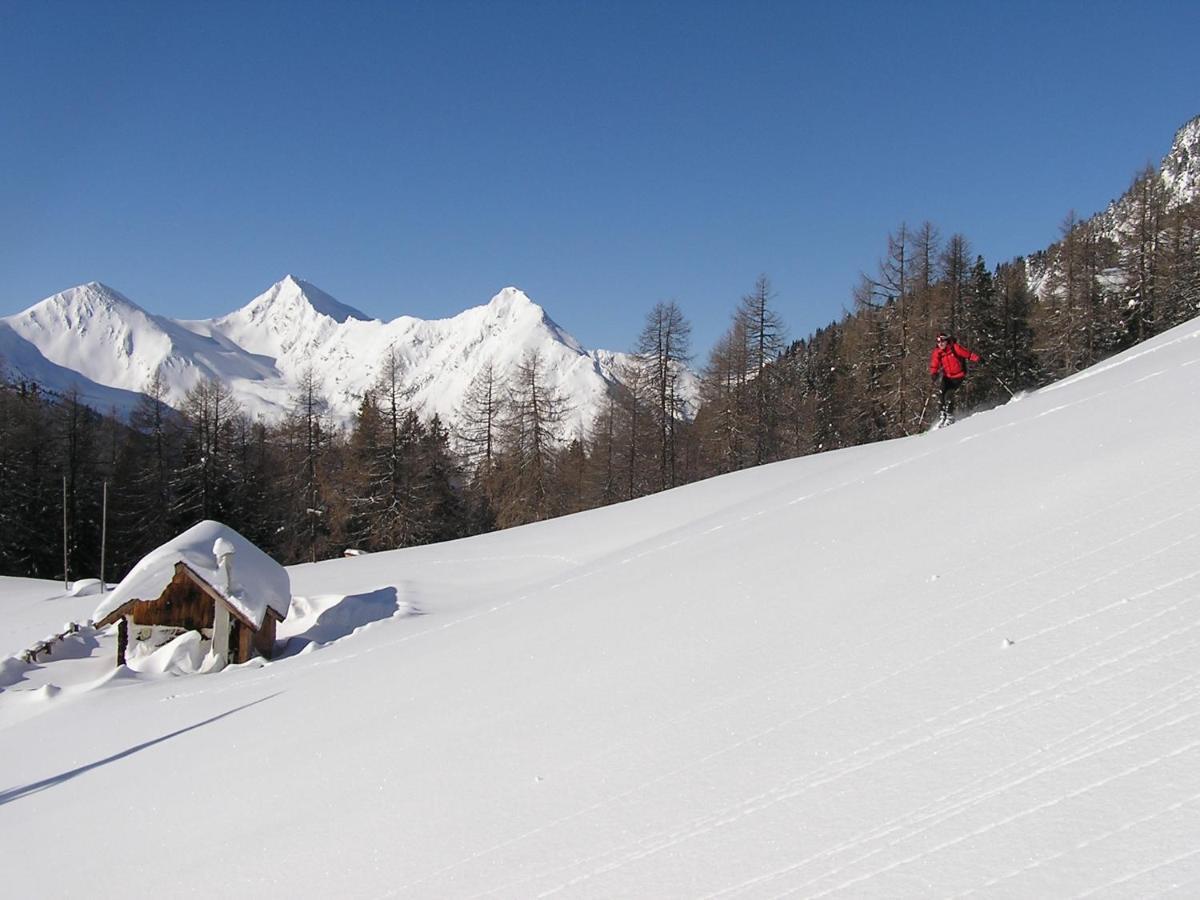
[1,166,1197,583]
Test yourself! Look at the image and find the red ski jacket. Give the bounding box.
[930,342,979,381]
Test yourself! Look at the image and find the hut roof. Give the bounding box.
[94,520,291,630]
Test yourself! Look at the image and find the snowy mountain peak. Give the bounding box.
[30,281,148,320]
[1162,113,1200,205]
[208,276,375,364]
[488,285,533,308]
[484,286,545,323]
[237,275,372,325]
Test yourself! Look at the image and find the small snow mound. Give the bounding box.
[68,578,103,596]
[0,655,27,690]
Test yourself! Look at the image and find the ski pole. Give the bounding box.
[916,389,933,428]
[977,358,1016,398]
[988,366,1016,398]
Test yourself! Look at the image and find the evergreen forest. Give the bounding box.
[2,164,1198,583]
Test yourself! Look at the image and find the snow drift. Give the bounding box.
[2,316,1200,896]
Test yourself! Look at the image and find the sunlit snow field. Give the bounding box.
[3,319,1200,897]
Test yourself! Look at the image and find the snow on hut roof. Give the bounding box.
[94,520,291,629]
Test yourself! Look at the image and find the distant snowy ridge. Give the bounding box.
[0,277,661,435]
[2,281,280,407]
[1025,113,1200,301]
[1089,113,1200,244]
[1160,114,1200,206]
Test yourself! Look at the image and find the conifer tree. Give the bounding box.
[417,413,467,543]
[1,381,59,576]
[494,349,567,527]
[857,225,920,434]
[227,413,277,552]
[369,351,426,549]
[939,234,973,338]
[279,366,334,563]
[454,359,507,524]
[125,367,178,551]
[613,357,656,499]
[57,388,104,581]
[994,261,1040,392]
[583,392,624,508]
[736,276,786,463]
[1035,212,1092,378]
[636,300,693,490]
[172,376,241,528]
[1158,199,1200,327]
[696,318,750,475]
[1120,166,1166,342]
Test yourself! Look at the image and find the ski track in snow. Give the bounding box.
[717,626,1200,898]
[377,475,1200,898]
[475,476,1197,894]
[706,656,1200,898]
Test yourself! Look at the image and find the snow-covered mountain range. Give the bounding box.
[0,277,640,433]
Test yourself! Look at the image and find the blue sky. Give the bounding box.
[2,0,1197,355]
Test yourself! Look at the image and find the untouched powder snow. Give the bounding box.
[4,318,1200,896]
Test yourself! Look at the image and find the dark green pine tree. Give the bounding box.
[57,388,105,582]
[994,261,1041,393]
[416,414,467,544]
[961,256,1005,408]
[171,377,241,530]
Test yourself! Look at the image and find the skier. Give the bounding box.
[929,332,980,426]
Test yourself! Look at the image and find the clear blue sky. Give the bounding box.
[2,0,1197,356]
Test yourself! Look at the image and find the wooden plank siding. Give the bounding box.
[121,564,218,633]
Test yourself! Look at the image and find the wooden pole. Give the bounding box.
[100,481,108,594]
[62,475,69,589]
[116,617,128,668]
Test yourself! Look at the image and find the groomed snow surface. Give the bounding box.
[4,318,1200,897]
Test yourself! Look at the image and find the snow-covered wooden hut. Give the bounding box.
[93,521,291,670]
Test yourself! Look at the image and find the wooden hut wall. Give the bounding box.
[123,566,217,632]
[225,613,277,663]
[233,620,252,664]
[253,615,277,660]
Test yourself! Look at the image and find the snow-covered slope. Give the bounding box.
[1,278,635,432]
[0,319,151,411]
[4,315,1200,895]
